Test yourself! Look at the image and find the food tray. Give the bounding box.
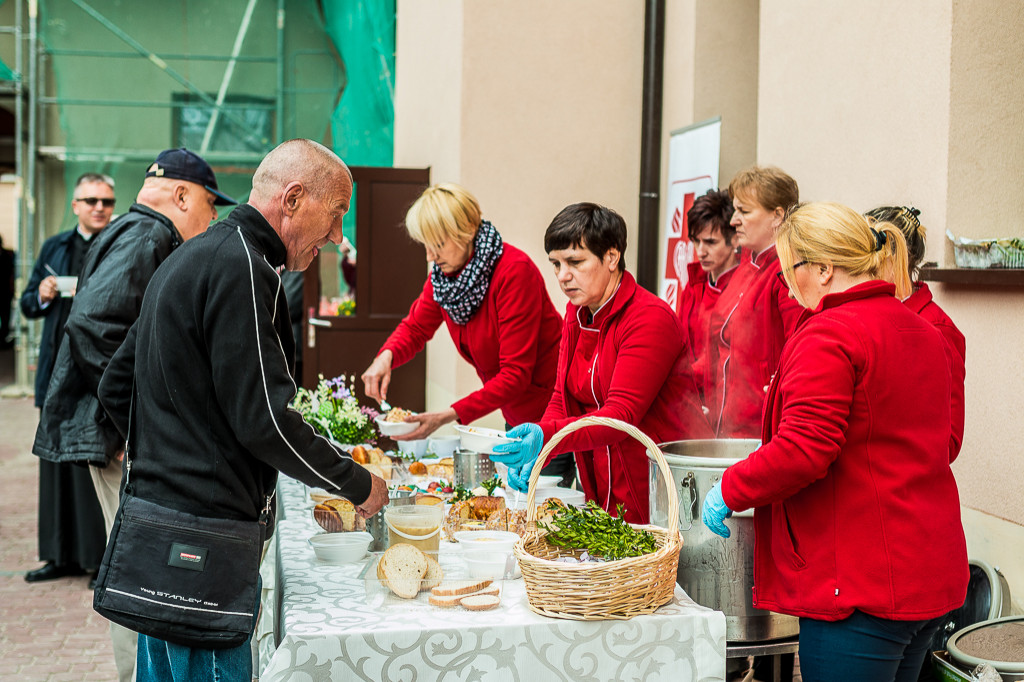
[948,230,1024,269]
[359,550,513,612]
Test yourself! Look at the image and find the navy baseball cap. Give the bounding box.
[145,148,238,206]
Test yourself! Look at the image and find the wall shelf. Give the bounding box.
[919,268,1024,287]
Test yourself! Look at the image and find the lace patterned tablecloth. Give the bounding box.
[260,477,727,682]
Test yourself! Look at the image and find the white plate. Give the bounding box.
[454,425,518,455]
[375,414,418,437]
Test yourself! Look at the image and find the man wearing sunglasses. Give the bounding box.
[32,149,236,682]
[20,172,117,590]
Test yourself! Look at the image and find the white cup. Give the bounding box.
[427,435,460,458]
[397,439,428,458]
[55,276,78,296]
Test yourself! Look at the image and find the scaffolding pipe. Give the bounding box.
[19,0,38,391]
[46,48,274,62]
[276,0,284,143]
[68,0,269,151]
[200,0,259,155]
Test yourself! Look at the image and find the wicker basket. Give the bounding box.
[513,416,681,620]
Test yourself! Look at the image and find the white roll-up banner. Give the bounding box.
[659,117,721,313]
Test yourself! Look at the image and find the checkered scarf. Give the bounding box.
[430,220,504,325]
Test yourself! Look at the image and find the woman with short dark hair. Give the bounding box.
[492,202,712,523]
[678,189,740,403]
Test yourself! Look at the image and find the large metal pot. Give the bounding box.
[648,439,799,642]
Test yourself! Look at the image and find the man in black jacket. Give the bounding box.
[33,149,235,682]
[21,173,115,585]
[97,139,387,681]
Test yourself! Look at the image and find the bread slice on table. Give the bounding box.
[381,544,428,599]
[420,554,444,592]
[430,579,492,597]
[428,584,500,608]
[460,594,501,611]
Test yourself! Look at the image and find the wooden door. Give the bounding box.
[302,167,430,412]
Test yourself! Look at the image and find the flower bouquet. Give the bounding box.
[291,374,379,445]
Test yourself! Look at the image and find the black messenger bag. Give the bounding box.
[93,493,264,649]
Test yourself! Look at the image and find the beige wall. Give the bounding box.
[756,0,1024,598]
[943,0,1024,526]
[395,0,644,429]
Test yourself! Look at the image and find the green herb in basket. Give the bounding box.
[536,501,657,560]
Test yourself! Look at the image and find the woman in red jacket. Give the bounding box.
[702,203,968,680]
[677,188,740,404]
[492,203,712,524]
[705,166,803,437]
[361,184,563,454]
[866,205,966,461]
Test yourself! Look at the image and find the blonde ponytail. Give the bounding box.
[778,202,912,298]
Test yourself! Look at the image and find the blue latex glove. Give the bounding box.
[507,457,536,494]
[490,423,544,492]
[702,481,734,538]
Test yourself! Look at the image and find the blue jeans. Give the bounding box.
[798,610,942,682]
[136,578,261,682]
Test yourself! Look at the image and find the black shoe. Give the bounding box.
[24,562,86,583]
[88,571,98,590]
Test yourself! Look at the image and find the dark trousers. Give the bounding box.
[798,610,942,682]
[37,458,107,569]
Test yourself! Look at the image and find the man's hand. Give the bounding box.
[361,350,393,403]
[391,408,457,441]
[39,275,58,304]
[356,474,389,518]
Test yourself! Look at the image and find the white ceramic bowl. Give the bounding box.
[396,438,428,458]
[454,425,517,455]
[427,435,460,458]
[308,531,372,563]
[464,552,517,580]
[375,414,418,437]
[453,530,520,554]
[535,487,586,507]
[535,475,562,489]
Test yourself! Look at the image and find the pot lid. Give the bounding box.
[930,559,1011,652]
[948,615,1024,671]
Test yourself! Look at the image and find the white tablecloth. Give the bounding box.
[260,477,727,682]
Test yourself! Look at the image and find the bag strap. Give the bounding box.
[122,376,136,495]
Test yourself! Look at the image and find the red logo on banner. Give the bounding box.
[664,192,697,313]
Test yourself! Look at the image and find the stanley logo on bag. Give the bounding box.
[168,542,208,571]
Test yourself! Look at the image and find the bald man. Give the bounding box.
[96,139,387,681]
[33,148,235,682]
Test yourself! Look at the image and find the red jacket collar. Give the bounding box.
[710,263,739,291]
[572,270,636,330]
[685,260,707,289]
[903,281,932,313]
[750,244,779,269]
[811,279,896,313]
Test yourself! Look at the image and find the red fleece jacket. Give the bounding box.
[381,244,562,426]
[722,281,968,622]
[539,271,712,523]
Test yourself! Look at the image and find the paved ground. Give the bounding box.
[0,348,120,680]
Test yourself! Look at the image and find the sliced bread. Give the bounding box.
[460,594,501,611]
[430,579,492,597]
[428,583,499,608]
[420,554,444,592]
[381,544,428,599]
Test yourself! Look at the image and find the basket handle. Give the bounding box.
[523,416,678,529]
